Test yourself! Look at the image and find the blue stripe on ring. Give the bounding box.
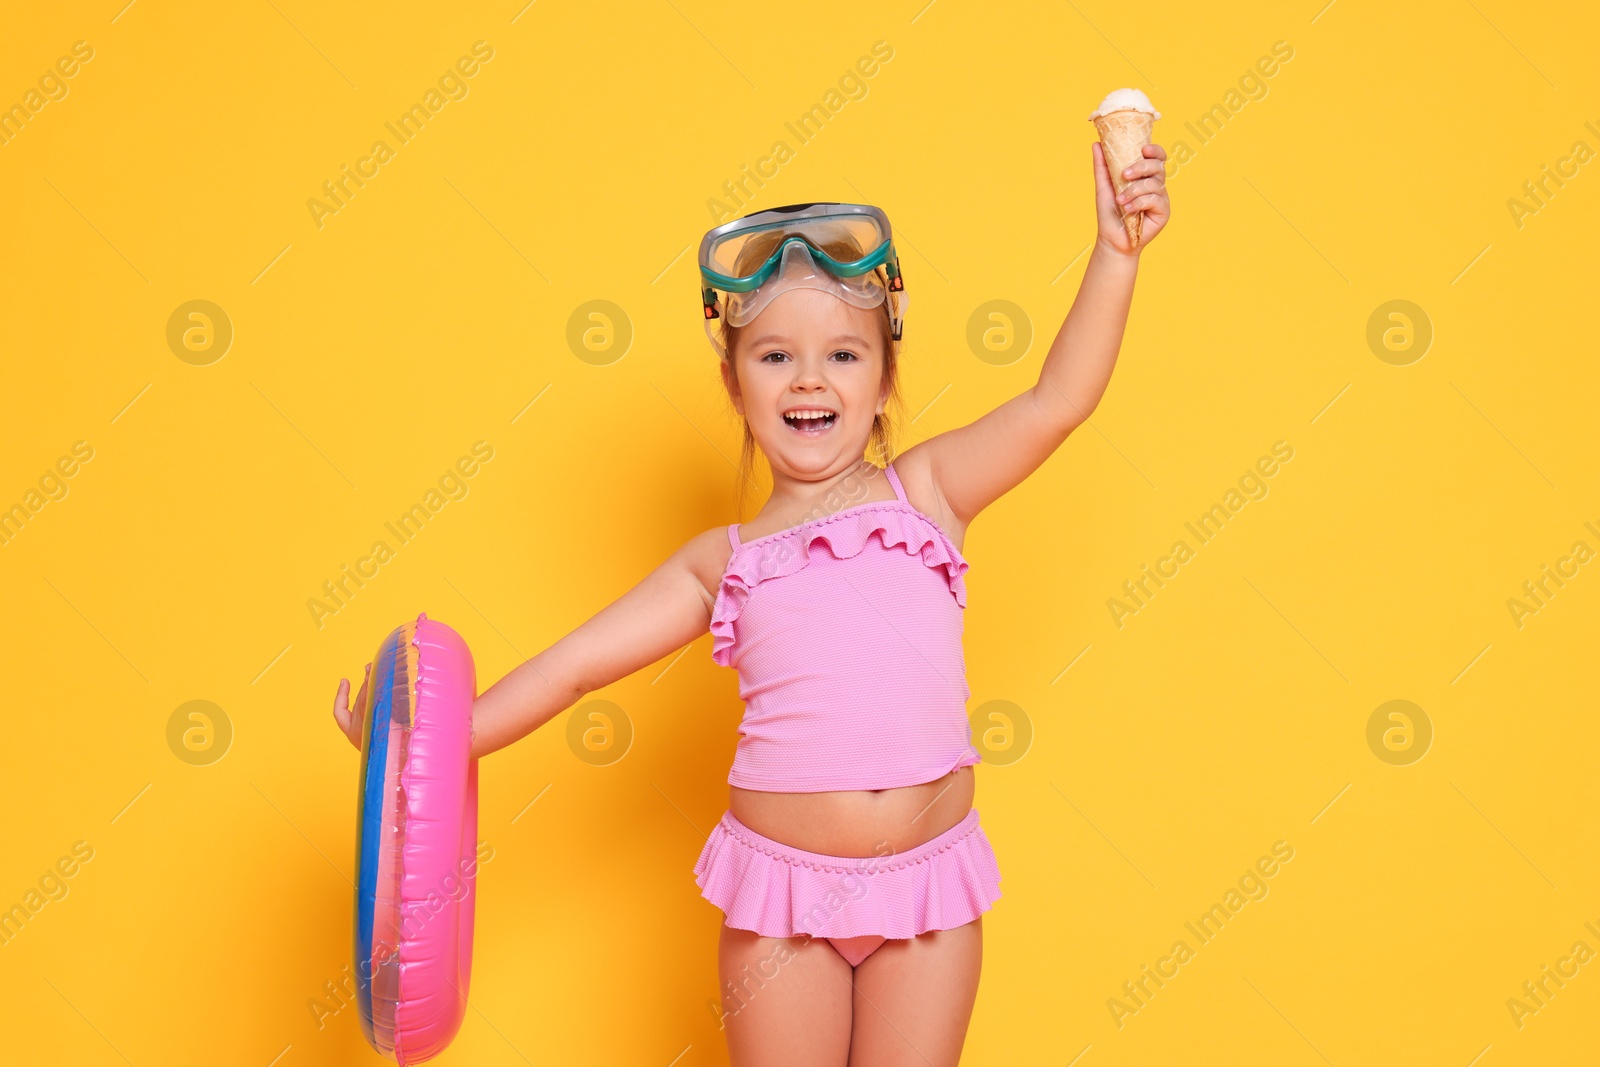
[355,625,401,1046]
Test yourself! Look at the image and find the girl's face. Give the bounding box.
[722,288,889,479]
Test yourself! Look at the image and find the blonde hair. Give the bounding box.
[716,227,905,516]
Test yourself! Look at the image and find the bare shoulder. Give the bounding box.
[891,446,968,554]
[679,524,738,612]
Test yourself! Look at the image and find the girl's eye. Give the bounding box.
[758,350,858,363]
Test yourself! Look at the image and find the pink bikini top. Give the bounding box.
[710,462,982,793]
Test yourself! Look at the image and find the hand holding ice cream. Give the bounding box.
[1089,88,1169,252]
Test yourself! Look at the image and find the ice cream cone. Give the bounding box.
[1093,107,1154,248]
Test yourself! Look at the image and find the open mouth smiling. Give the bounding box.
[782,407,838,434]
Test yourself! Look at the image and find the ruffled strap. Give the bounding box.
[710,502,968,667]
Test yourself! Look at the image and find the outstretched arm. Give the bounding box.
[907,140,1170,528]
[464,533,718,759]
[333,530,719,760]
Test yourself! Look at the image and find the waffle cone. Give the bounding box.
[1093,108,1154,247]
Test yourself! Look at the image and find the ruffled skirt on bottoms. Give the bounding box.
[693,807,1001,942]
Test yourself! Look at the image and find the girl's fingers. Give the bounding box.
[1119,159,1166,181]
[1116,144,1169,184]
[347,663,374,747]
[1092,143,1125,229]
[1121,192,1168,216]
[333,680,351,728]
[335,666,374,745]
[1091,142,1116,199]
[1115,177,1165,203]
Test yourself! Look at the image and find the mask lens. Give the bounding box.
[723,241,888,327]
[707,213,889,282]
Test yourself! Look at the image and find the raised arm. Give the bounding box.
[464,528,723,759]
[905,141,1169,528]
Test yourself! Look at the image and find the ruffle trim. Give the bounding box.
[710,502,968,667]
[693,812,1002,940]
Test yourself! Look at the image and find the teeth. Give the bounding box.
[784,409,835,420]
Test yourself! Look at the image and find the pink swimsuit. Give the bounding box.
[710,460,982,792]
[693,461,1002,969]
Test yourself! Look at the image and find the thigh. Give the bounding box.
[718,923,855,1067]
[848,917,983,1067]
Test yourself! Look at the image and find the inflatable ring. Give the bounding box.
[354,612,479,1064]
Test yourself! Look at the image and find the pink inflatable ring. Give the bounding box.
[353,613,479,1064]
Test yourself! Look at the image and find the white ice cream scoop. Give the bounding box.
[1088,87,1160,121]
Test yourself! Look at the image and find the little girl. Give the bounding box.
[335,139,1169,1065]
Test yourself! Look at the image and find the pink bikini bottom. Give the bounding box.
[693,807,1002,967]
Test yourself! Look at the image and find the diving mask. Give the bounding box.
[698,202,907,357]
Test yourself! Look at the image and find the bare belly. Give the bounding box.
[728,765,975,857]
